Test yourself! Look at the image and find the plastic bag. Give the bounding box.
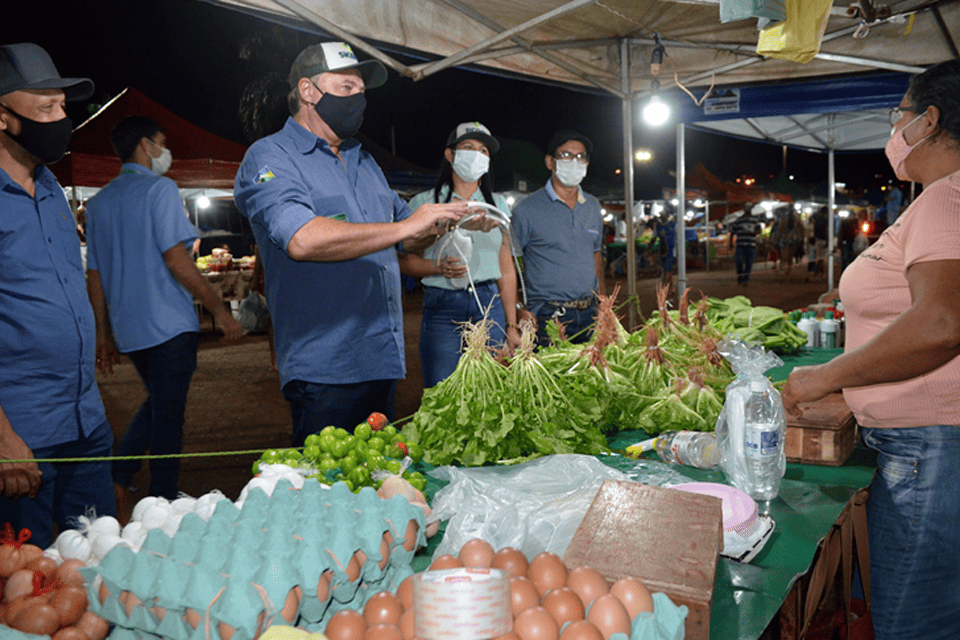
[428,454,632,560]
[756,0,832,63]
[715,336,787,501]
[235,291,270,333]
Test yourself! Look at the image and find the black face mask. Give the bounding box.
[312,86,366,141]
[1,105,73,165]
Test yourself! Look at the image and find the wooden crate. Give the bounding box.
[785,392,858,466]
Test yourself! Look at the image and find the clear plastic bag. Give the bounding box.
[235,291,270,333]
[715,336,787,501]
[427,454,632,560]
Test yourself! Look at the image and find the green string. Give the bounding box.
[1,447,300,465]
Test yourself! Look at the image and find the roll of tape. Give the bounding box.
[413,567,512,640]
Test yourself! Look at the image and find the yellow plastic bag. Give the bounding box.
[756,0,832,63]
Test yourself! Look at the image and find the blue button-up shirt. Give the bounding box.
[234,117,411,387]
[511,179,603,305]
[0,166,106,449]
[85,163,199,353]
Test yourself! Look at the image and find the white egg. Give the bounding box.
[193,491,227,520]
[88,515,121,538]
[131,496,160,523]
[43,548,63,564]
[141,503,173,530]
[160,512,185,538]
[171,497,197,513]
[56,529,92,562]
[91,533,126,561]
[121,521,145,542]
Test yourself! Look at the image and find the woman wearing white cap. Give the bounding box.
[399,122,521,387]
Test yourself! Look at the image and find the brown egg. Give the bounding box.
[396,574,415,611]
[566,567,609,608]
[280,585,303,623]
[541,587,585,628]
[97,580,112,605]
[514,605,560,640]
[509,575,540,616]
[183,608,202,630]
[364,623,403,640]
[318,570,333,603]
[399,608,415,640]
[402,520,420,552]
[218,621,237,640]
[428,554,463,571]
[527,552,568,599]
[458,538,495,568]
[326,609,366,640]
[363,590,403,627]
[491,547,529,578]
[379,535,391,570]
[346,553,362,582]
[558,620,605,640]
[55,558,87,588]
[492,633,521,640]
[609,576,654,619]
[119,590,142,617]
[586,594,631,640]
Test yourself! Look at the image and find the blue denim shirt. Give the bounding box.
[234,118,411,387]
[0,166,106,448]
[85,163,200,352]
[510,180,602,307]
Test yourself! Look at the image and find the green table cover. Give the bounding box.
[410,346,875,640]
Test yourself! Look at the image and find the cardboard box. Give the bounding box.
[785,392,857,466]
[563,480,723,640]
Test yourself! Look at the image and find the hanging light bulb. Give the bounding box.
[642,79,671,126]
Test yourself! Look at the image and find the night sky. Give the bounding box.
[7,0,894,197]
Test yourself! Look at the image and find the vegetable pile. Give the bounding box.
[404,286,743,466]
[703,296,808,353]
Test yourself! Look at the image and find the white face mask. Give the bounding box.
[452,148,489,183]
[147,138,173,176]
[554,159,587,187]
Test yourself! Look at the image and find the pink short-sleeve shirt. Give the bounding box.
[839,169,960,428]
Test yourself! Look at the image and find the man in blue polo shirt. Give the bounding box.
[234,42,469,447]
[85,116,242,501]
[511,130,606,346]
[0,43,115,546]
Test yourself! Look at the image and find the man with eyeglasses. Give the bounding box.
[511,130,606,346]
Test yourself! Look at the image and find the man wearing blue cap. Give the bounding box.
[234,42,471,447]
[0,43,115,546]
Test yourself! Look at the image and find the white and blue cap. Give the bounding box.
[446,121,500,154]
[0,43,93,101]
[288,42,387,89]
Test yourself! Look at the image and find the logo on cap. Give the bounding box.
[322,42,360,70]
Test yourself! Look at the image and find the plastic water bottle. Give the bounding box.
[797,312,818,348]
[653,431,720,470]
[742,384,785,500]
[820,311,839,349]
[438,228,473,289]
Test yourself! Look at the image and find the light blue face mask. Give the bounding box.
[554,158,587,187]
[452,148,490,183]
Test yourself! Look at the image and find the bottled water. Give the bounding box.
[742,386,785,500]
[653,431,720,470]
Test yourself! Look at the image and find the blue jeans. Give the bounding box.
[860,425,960,640]
[735,245,756,283]
[0,421,116,549]
[113,331,198,499]
[283,379,397,447]
[534,302,596,347]
[420,282,506,388]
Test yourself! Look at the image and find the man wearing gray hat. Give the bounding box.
[234,42,470,447]
[0,43,115,546]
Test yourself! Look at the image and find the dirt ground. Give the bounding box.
[99,259,832,514]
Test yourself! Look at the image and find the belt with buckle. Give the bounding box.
[544,296,594,310]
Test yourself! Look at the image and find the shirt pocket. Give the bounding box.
[311,194,351,221]
[54,214,84,272]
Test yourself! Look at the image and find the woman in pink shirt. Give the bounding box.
[782,60,960,640]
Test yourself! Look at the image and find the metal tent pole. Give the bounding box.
[621,38,638,329]
[676,122,687,302]
[827,147,836,292]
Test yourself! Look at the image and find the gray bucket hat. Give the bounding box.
[0,43,93,101]
[288,42,387,90]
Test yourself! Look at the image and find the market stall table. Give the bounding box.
[408,346,874,640]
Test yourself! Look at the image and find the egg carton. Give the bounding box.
[80,480,425,639]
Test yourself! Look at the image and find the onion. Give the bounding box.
[26,554,58,586]
[55,559,87,588]
[53,627,90,640]
[4,569,36,603]
[11,600,60,635]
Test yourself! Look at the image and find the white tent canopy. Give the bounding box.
[203,0,958,321]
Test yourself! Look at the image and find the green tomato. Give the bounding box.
[384,459,403,475]
[303,443,322,461]
[405,443,424,464]
[319,434,337,455]
[304,433,323,449]
[405,471,426,492]
[381,425,398,437]
[348,466,371,488]
[333,427,350,439]
[283,449,304,465]
[330,439,352,458]
[366,437,385,453]
[365,453,387,470]
[319,426,338,438]
[354,423,372,441]
[340,455,359,475]
[251,459,262,475]
[391,432,407,444]
[338,479,355,493]
[318,458,338,474]
[260,449,285,464]
[384,443,406,460]
[343,435,357,451]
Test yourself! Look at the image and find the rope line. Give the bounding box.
[0,447,291,465]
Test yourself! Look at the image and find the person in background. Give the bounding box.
[233,42,468,446]
[399,121,520,387]
[85,116,242,504]
[782,59,960,640]
[511,129,606,347]
[878,181,904,227]
[727,204,762,286]
[648,213,676,294]
[0,43,116,547]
